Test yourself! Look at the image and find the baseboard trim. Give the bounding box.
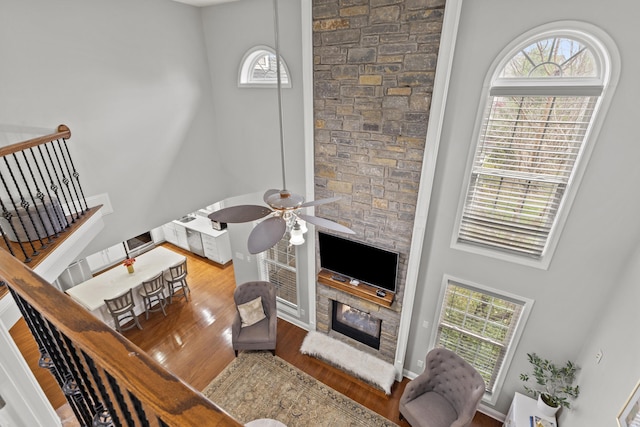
[477,403,506,423]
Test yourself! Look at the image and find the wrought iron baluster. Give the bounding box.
[0,168,37,259]
[20,150,60,240]
[128,391,151,427]
[2,156,47,247]
[33,145,68,232]
[10,152,51,247]
[58,137,88,214]
[0,201,20,259]
[42,142,75,224]
[7,288,89,423]
[53,138,81,220]
[82,354,120,427]
[47,321,99,423]
[105,372,136,426]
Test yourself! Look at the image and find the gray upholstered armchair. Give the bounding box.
[399,348,485,427]
[232,281,277,356]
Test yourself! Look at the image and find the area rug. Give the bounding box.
[202,352,397,427]
[300,331,396,395]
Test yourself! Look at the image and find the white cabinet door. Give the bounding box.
[202,232,231,264]
[150,226,164,244]
[162,223,178,246]
[86,243,127,273]
[174,224,189,250]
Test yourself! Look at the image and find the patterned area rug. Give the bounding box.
[203,352,397,427]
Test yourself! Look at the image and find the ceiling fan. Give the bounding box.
[208,0,355,254]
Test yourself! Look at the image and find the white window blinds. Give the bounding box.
[435,280,525,394]
[458,94,597,258]
[454,31,612,264]
[259,238,297,307]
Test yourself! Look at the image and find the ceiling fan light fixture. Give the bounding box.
[289,221,305,245]
[297,218,308,234]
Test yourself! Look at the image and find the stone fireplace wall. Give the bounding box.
[312,0,446,360]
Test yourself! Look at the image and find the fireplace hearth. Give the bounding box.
[331,301,381,350]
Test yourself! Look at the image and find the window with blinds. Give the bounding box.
[454,30,613,266]
[434,279,530,397]
[259,237,297,307]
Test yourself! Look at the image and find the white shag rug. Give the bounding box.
[300,331,396,395]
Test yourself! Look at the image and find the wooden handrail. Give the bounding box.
[0,248,240,426]
[0,124,71,157]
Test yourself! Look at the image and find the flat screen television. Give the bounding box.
[318,231,398,293]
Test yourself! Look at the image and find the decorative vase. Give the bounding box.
[127,265,134,274]
[537,395,560,417]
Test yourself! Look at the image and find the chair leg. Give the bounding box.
[167,283,174,304]
[234,350,238,357]
[133,313,143,330]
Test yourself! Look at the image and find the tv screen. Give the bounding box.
[318,232,398,293]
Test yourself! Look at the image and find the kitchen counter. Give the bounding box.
[169,215,232,264]
[172,215,227,238]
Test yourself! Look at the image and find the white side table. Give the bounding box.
[504,392,557,427]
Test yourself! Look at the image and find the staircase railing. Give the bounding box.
[0,243,239,427]
[0,125,89,264]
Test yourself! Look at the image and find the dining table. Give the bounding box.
[66,246,186,328]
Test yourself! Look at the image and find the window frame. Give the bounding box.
[257,235,299,316]
[451,21,620,269]
[238,45,292,89]
[429,275,534,405]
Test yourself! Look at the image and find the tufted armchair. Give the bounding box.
[231,281,277,356]
[399,348,485,427]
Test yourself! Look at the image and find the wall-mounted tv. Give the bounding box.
[318,231,398,293]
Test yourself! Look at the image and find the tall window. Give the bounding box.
[433,277,532,402]
[238,46,291,88]
[453,24,618,268]
[258,237,298,309]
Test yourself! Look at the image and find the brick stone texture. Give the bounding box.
[313,0,445,358]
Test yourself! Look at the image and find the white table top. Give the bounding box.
[66,246,186,311]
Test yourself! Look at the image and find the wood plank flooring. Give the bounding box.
[10,243,501,427]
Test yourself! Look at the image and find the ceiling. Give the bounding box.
[171,0,237,6]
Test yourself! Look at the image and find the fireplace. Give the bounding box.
[331,301,381,350]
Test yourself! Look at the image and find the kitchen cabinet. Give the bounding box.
[202,231,232,264]
[162,222,189,251]
[150,226,164,244]
[86,243,127,273]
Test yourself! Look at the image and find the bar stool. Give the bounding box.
[104,289,142,333]
[163,259,190,303]
[138,272,168,319]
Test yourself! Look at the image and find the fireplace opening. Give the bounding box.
[331,301,381,350]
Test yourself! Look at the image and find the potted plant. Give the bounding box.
[520,352,580,416]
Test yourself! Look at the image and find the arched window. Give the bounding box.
[453,22,619,268]
[238,46,291,88]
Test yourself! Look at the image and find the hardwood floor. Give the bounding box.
[10,243,501,426]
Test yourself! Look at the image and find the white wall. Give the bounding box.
[201,0,306,200]
[0,0,227,255]
[562,242,640,426]
[404,0,640,416]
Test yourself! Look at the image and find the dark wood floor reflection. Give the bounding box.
[11,242,501,426]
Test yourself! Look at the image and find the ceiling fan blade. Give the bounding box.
[248,216,287,254]
[300,196,342,208]
[263,189,281,204]
[298,214,355,234]
[208,205,272,223]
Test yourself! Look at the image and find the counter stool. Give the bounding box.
[139,272,168,319]
[104,289,142,333]
[163,259,190,303]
